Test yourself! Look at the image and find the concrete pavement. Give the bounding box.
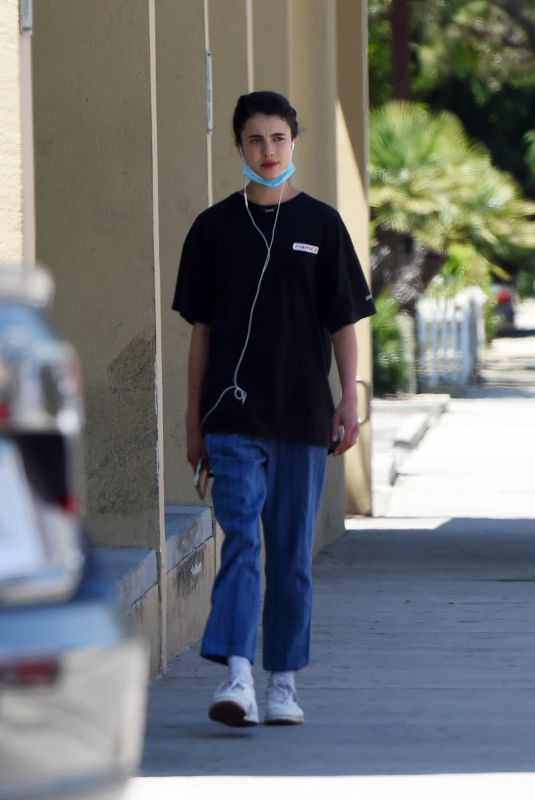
[371,392,449,515]
[131,301,535,800]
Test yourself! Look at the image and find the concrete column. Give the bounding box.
[251,0,289,95]
[155,0,218,666]
[287,1,347,549]
[253,0,374,530]
[0,0,34,262]
[336,0,373,516]
[32,1,166,548]
[288,0,337,205]
[155,0,212,508]
[209,0,250,204]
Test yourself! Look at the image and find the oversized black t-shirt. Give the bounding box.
[173,191,375,448]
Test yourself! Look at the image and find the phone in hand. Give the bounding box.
[193,459,213,500]
[328,426,344,455]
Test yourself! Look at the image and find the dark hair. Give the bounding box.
[232,91,299,146]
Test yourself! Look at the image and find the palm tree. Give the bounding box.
[369,101,535,311]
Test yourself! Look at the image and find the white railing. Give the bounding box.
[416,287,487,388]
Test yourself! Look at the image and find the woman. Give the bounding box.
[173,91,375,727]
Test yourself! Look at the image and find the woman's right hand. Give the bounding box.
[186,421,207,469]
[185,323,210,469]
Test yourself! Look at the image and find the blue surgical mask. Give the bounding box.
[242,160,296,187]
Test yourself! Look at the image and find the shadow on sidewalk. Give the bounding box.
[496,328,535,338]
[141,516,535,779]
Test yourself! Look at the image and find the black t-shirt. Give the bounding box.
[173,191,375,447]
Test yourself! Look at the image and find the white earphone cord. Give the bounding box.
[201,182,285,426]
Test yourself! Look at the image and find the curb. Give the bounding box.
[372,394,450,516]
[392,411,430,482]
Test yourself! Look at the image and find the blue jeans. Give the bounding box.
[200,433,327,671]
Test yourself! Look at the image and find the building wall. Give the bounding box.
[209,0,251,204]
[155,0,210,508]
[33,1,164,550]
[252,0,289,94]
[249,0,375,546]
[336,0,373,515]
[288,1,345,550]
[29,0,372,670]
[0,0,24,261]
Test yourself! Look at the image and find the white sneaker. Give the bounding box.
[209,679,259,727]
[264,680,304,725]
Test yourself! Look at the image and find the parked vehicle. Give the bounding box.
[491,282,517,333]
[0,264,147,800]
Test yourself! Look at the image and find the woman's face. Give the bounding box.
[239,113,294,181]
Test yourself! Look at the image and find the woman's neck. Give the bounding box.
[243,180,298,206]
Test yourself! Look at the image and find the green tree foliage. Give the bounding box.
[426,243,505,340]
[369,102,535,308]
[413,0,535,100]
[372,292,408,396]
[369,0,393,106]
[413,1,535,195]
[369,1,535,197]
[429,243,501,297]
[370,102,535,254]
[525,131,535,178]
[369,0,535,102]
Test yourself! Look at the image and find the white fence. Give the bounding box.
[416,288,487,388]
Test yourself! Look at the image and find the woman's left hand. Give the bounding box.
[330,398,360,456]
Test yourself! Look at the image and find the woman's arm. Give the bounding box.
[186,322,210,467]
[330,323,359,456]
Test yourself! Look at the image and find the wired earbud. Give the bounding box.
[201,181,285,425]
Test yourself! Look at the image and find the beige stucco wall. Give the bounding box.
[166,539,216,663]
[20,31,35,264]
[336,0,374,515]
[157,0,212,509]
[288,0,338,206]
[27,0,372,670]
[287,1,347,550]
[252,0,289,94]
[33,0,162,548]
[248,0,373,546]
[209,0,250,204]
[31,0,372,539]
[0,0,23,261]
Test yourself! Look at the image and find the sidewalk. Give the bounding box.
[130,313,535,800]
[371,393,449,515]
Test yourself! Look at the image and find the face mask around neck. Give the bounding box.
[242,160,296,188]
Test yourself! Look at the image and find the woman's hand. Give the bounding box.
[186,322,210,469]
[331,324,359,456]
[186,420,207,469]
[330,398,359,456]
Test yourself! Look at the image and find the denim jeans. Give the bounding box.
[200,433,327,671]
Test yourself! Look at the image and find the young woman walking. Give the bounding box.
[173,90,375,727]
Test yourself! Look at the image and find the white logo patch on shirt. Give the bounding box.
[293,242,319,255]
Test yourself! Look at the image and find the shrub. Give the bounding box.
[372,292,408,396]
[516,268,535,299]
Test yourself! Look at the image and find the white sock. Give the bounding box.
[228,655,253,686]
[269,671,295,690]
